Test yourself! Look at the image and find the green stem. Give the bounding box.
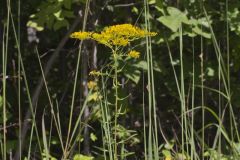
[113,51,118,160]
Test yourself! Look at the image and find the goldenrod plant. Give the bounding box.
[70,24,156,160]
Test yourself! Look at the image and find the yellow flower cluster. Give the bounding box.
[87,81,97,90]
[70,24,157,48]
[128,50,140,58]
[89,70,101,76]
[70,31,92,40]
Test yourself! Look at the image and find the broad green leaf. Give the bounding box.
[192,26,211,38]
[198,17,211,28]
[158,7,188,32]
[133,61,148,70]
[158,6,211,39]
[124,68,141,84]
[158,16,182,32]
[167,7,185,17]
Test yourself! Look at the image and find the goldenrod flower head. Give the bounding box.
[89,70,101,76]
[92,33,111,47]
[70,24,157,48]
[70,31,92,40]
[103,24,153,39]
[87,81,97,90]
[111,37,129,46]
[128,50,140,59]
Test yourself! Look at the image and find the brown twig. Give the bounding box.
[0,119,31,131]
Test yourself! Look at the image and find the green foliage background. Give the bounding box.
[1,0,240,159]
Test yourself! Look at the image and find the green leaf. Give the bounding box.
[158,15,182,32]
[149,0,156,5]
[162,149,171,157]
[124,68,141,84]
[176,153,187,160]
[155,0,163,8]
[54,10,64,20]
[73,154,94,160]
[192,26,211,38]
[90,133,97,142]
[158,7,189,32]
[63,0,72,9]
[131,7,138,14]
[76,135,84,142]
[46,16,55,29]
[27,21,44,31]
[167,7,185,17]
[62,10,74,18]
[53,19,69,30]
[206,67,215,77]
[122,60,149,84]
[133,61,148,71]
[198,17,211,28]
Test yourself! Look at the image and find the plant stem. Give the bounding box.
[113,51,118,160]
